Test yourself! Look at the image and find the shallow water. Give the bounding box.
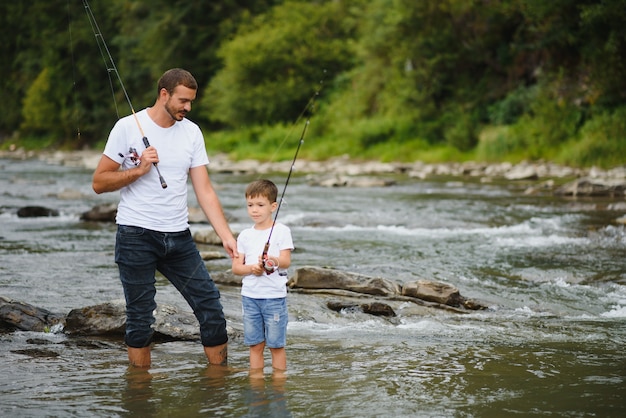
[1,156,625,417]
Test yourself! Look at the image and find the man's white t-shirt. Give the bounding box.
[103,108,208,232]
[237,223,294,299]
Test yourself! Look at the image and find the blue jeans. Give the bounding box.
[115,225,228,348]
[242,296,288,348]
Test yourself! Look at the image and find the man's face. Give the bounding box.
[164,85,196,121]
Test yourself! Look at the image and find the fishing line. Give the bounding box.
[267,74,324,163]
[82,0,119,120]
[67,0,81,143]
[82,0,167,188]
[261,73,325,273]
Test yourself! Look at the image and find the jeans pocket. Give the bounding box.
[115,225,149,265]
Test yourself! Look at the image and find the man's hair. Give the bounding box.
[245,179,278,203]
[157,68,198,96]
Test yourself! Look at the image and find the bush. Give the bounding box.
[441,105,480,152]
[20,68,57,136]
[557,107,626,168]
[205,121,321,162]
[475,126,522,162]
[476,85,583,162]
[488,85,538,125]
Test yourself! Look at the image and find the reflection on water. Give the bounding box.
[244,370,291,418]
[120,358,292,417]
[123,368,156,416]
[3,330,623,417]
[1,156,625,416]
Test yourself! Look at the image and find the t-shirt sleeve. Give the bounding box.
[189,124,209,168]
[102,119,127,164]
[236,235,245,254]
[279,225,294,251]
[237,229,257,265]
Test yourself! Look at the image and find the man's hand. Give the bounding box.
[139,146,159,173]
[221,236,239,259]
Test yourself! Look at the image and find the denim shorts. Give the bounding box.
[242,296,288,348]
[115,225,228,348]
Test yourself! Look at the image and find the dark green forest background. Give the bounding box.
[2,0,626,167]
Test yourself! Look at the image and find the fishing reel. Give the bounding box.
[260,244,287,276]
[262,254,279,275]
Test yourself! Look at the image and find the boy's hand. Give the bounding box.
[249,258,264,276]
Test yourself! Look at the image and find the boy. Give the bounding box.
[232,179,294,373]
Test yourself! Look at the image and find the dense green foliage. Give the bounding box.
[2,0,625,167]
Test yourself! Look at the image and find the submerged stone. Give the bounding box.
[17,206,59,218]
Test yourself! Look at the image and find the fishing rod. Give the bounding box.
[82,0,167,189]
[261,77,324,274]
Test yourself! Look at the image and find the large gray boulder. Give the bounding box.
[65,300,208,342]
[0,296,65,332]
[288,266,488,311]
[288,266,402,297]
[0,296,236,342]
[401,280,463,306]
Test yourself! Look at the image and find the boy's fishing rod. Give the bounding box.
[261,120,309,274]
[261,76,324,274]
[82,0,167,189]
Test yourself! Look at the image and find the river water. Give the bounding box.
[1,155,625,417]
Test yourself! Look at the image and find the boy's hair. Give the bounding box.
[245,179,278,203]
[157,68,198,96]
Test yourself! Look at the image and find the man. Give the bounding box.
[92,68,237,368]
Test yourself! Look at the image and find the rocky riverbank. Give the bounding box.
[2,148,626,182]
[4,148,626,226]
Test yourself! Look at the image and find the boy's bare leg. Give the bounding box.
[269,347,287,371]
[249,342,265,369]
[204,343,228,365]
[128,346,151,368]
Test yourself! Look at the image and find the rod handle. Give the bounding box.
[142,137,167,189]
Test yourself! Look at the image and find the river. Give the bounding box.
[1,154,625,417]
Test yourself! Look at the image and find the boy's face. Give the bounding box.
[246,194,277,226]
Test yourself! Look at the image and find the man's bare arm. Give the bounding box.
[190,165,238,258]
[92,149,157,194]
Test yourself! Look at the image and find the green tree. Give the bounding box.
[0,1,27,138]
[21,68,58,135]
[327,0,527,150]
[203,0,357,127]
[2,0,625,167]
[578,0,626,108]
[110,0,282,130]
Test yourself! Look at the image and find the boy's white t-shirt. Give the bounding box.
[103,108,209,232]
[237,222,294,299]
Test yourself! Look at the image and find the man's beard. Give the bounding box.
[165,101,186,121]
